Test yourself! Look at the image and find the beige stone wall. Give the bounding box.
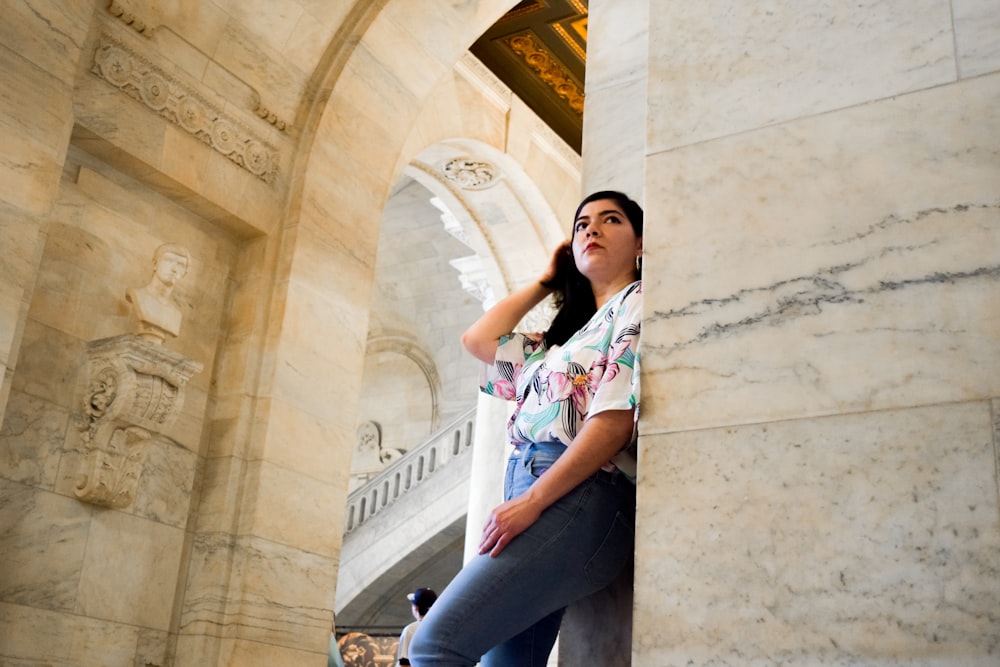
[1,145,239,665]
[0,1,569,666]
[1,2,294,665]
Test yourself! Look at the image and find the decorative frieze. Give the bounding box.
[254,102,288,131]
[91,34,279,184]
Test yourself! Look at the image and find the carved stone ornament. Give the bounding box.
[91,34,279,183]
[107,0,154,37]
[127,243,191,344]
[352,420,385,475]
[74,334,203,509]
[441,157,499,190]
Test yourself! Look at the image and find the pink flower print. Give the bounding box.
[589,352,608,387]
[544,370,573,402]
[546,367,592,416]
[490,376,516,400]
[602,337,635,384]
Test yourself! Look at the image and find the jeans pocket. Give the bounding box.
[525,448,561,479]
[583,512,635,587]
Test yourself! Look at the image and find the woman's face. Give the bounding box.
[571,198,642,284]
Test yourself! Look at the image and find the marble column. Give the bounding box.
[464,392,512,562]
[562,0,650,664]
[581,0,649,200]
[634,1,1000,665]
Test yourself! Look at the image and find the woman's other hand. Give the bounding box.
[478,494,544,558]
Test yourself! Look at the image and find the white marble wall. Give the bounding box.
[636,402,999,665]
[632,0,1000,664]
[581,0,648,199]
[561,1,652,663]
[642,73,1000,427]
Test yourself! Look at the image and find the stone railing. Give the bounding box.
[345,408,476,533]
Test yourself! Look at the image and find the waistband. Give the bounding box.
[510,441,566,458]
[509,441,626,486]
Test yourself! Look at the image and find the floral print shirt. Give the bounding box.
[480,281,641,456]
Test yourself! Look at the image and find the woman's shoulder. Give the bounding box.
[610,281,642,324]
[615,280,642,308]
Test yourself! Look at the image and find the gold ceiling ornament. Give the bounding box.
[503,32,584,115]
[551,21,586,60]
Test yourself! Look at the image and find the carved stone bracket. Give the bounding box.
[91,34,280,183]
[74,334,203,509]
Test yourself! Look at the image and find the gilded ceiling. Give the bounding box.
[471,0,588,152]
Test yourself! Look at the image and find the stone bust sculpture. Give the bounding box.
[126,243,191,344]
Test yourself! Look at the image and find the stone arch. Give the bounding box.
[267,0,575,655]
[362,332,442,435]
[274,0,524,471]
[403,137,567,304]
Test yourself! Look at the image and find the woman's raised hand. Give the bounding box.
[540,240,573,286]
[461,241,567,363]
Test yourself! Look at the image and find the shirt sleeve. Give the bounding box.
[479,332,546,401]
[586,283,642,418]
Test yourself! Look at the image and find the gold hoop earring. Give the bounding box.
[635,255,642,272]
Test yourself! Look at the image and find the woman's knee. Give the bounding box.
[408,616,477,667]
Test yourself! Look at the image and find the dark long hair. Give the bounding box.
[540,190,644,347]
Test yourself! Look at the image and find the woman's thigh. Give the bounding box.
[409,465,635,666]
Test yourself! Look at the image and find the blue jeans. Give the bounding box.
[409,441,636,667]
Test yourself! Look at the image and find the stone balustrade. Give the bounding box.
[345,408,476,533]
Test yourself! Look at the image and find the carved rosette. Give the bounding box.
[441,157,499,190]
[74,334,203,509]
[91,34,279,183]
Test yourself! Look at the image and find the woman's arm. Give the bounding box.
[460,241,570,363]
[478,407,635,557]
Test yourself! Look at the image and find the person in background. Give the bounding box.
[396,587,438,667]
[409,191,643,666]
